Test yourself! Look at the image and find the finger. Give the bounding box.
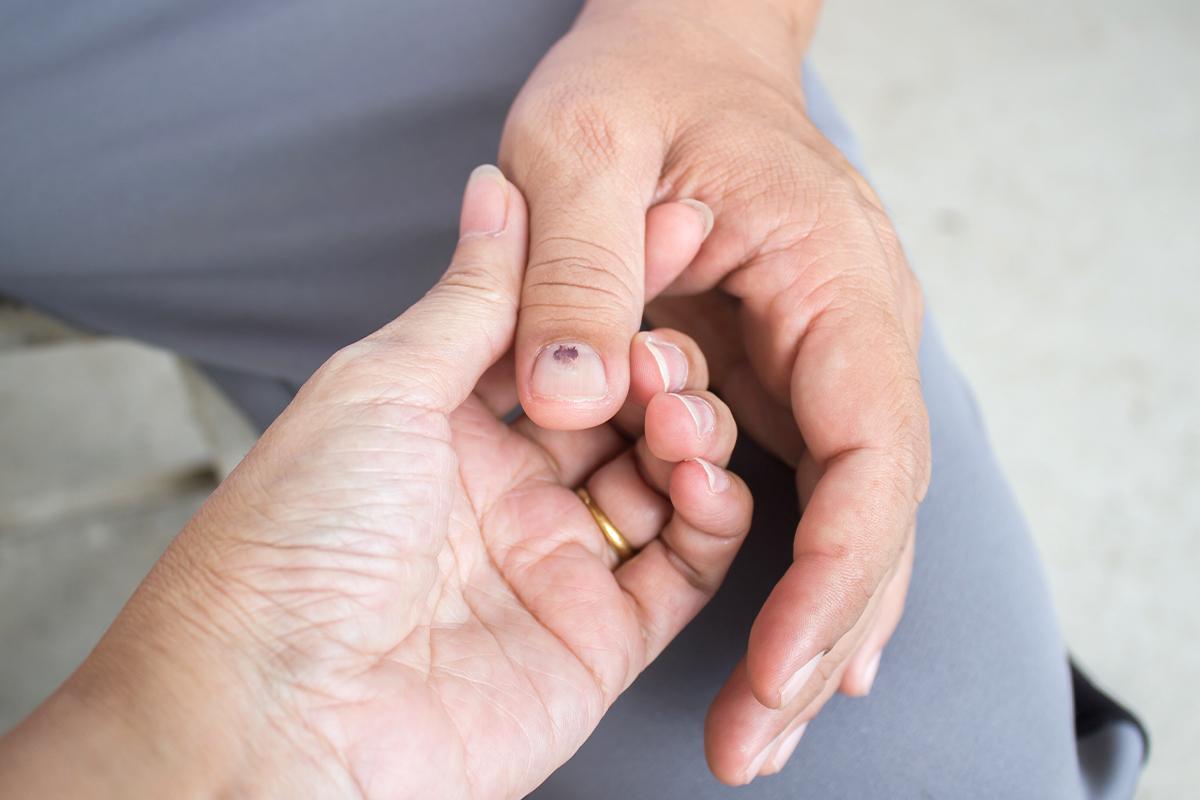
[501,321,722,484]
[510,326,718,486]
[515,323,724,487]
[705,660,822,786]
[747,445,918,708]
[708,526,907,785]
[632,386,736,495]
[633,437,674,495]
[646,293,805,466]
[610,327,712,440]
[583,450,672,555]
[745,290,930,709]
[510,417,628,487]
[628,329,710,406]
[722,360,805,467]
[586,327,723,549]
[645,291,745,387]
[345,165,528,413]
[706,652,852,786]
[586,336,728,550]
[755,716,810,778]
[839,526,914,697]
[511,137,716,430]
[706,577,888,786]
[644,199,713,299]
[513,155,655,431]
[643,391,736,466]
[616,459,752,659]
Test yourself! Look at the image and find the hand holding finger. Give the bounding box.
[582,328,736,553]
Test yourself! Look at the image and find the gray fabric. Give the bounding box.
[1078,723,1146,800]
[535,317,1086,799]
[0,1,1142,797]
[1,0,574,383]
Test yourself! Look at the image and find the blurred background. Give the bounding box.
[1,0,1196,796]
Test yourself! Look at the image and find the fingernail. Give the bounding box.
[643,335,688,392]
[742,743,774,785]
[531,342,608,401]
[759,722,808,776]
[678,198,714,239]
[691,458,730,493]
[670,393,714,436]
[459,164,509,237]
[861,651,882,695]
[778,651,825,708]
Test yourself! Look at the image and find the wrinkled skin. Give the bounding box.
[500,5,930,782]
[2,174,751,800]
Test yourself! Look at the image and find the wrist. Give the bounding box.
[0,540,352,798]
[578,0,820,73]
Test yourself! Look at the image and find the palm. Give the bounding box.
[147,170,751,797]
[232,376,680,799]
[374,394,648,799]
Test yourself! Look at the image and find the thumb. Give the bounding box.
[512,154,658,430]
[363,164,529,412]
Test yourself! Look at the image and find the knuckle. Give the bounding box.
[535,82,632,165]
[437,257,516,310]
[559,103,625,164]
[525,241,641,313]
[311,342,394,400]
[312,341,447,412]
[315,341,381,389]
[510,85,634,171]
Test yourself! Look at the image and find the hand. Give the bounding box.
[500,0,931,783]
[0,167,752,799]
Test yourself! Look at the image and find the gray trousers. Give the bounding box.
[0,1,1144,796]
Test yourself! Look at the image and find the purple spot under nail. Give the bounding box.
[553,345,579,364]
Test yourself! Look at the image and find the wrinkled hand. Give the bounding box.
[500,1,930,783]
[0,168,751,800]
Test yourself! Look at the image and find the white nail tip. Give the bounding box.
[861,651,882,694]
[762,722,808,775]
[644,336,687,392]
[644,338,672,392]
[673,393,714,435]
[779,650,825,708]
[678,198,715,238]
[743,745,772,784]
[692,458,729,493]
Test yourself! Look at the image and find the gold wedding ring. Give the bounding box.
[575,487,637,563]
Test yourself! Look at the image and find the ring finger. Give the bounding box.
[581,389,738,566]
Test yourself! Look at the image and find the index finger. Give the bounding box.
[719,195,931,703]
[751,286,930,708]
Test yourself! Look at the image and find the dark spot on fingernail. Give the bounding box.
[553,345,579,364]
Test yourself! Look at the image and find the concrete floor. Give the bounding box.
[0,0,1196,796]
